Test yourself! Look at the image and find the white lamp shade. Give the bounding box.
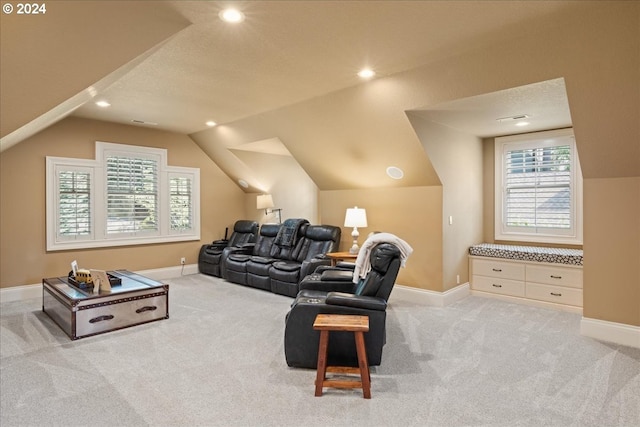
[257,194,274,210]
[344,207,367,228]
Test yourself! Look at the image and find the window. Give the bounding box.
[169,174,194,232]
[46,142,200,250]
[495,128,582,245]
[106,152,159,235]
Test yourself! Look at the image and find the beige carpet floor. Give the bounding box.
[1,273,639,426]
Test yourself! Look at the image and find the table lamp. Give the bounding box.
[344,206,368,254]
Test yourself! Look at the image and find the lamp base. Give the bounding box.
[349,227,360,254]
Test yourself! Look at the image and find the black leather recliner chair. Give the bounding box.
[198,220,259,277]
[223,223,282,284]
[284,243,401,368]
[269,224,341,297]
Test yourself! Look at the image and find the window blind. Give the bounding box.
[505,145,571,230]
[106,155,158,234]
[58,170,91,237]
[170,176,192,231]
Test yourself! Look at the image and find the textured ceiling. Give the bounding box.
[70,1,577,135]
[411,78,572,138]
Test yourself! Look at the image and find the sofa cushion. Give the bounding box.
[228,254,251,263]
[249,256,276,265]
[272,261,301,272]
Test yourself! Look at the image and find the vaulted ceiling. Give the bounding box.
[2,1,635,187]
[1,1,577,140]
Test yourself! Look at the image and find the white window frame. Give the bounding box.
[46,142,200,251]
[494,128,583,245]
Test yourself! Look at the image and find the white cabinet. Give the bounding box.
[470,256,583,309]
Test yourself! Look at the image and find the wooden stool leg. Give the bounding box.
[354,331,371,399]
[315,330,329,396]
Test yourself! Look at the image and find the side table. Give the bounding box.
[325,251,358,267]
[313,313,371,399]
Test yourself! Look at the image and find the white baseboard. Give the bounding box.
[137,264,199,280]
[580,317,640,349]
[0,283,42,303]
[390,282,470,307]
[0,264,199,304]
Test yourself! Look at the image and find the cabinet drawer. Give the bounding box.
[471,259,524,281]
[472,275,525,297]
[526,282,583,307]
[526,265,583,288]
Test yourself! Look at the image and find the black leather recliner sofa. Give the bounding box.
[283,242,401,368]
[198,220,259,277]
[223,223,282,285]
[223,219,341,297]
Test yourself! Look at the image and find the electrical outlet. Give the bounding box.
[456,274,460,284]
[180,257,186,265]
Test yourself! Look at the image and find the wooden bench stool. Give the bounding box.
[313,314,371,399]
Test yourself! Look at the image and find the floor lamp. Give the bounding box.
[257,194,282,224]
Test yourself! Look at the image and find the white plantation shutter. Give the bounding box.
[169,175,192,231]
[57,169,92,238]
[106,155,158,235]
[505,145,571,229]
[46,142,200,250]
[495,128,582,245]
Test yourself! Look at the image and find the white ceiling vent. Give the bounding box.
[496,114,530,123]
[131,119,158,126]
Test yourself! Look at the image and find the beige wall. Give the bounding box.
[407,114,484,290]
[234,150,319,225]
[583,177,640,326]
[0,117,244,287]
[319,187,443,291]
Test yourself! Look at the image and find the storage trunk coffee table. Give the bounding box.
[42,270,169,340]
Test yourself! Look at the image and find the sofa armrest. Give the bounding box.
[226,244,254,257]
[298,275,357,293]
[325,292,387,311]
[320,270,353,281]
[299,257,331,280]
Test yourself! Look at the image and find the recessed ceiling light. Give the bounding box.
[206,121,217,127]
[515,121,530,127]
[238,179,249,188]
[358,68,375,79]
[219,8,245,23]
[386,166,404,180]
[95,100,111,108]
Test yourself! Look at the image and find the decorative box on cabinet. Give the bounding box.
[469,244,584,311]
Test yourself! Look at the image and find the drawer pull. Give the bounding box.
[136,305,157,314]
[492,268,502,272]
[492,284,502,288]
[89,314,114,323]
[550,275,562,279]
[550,292,562,297]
